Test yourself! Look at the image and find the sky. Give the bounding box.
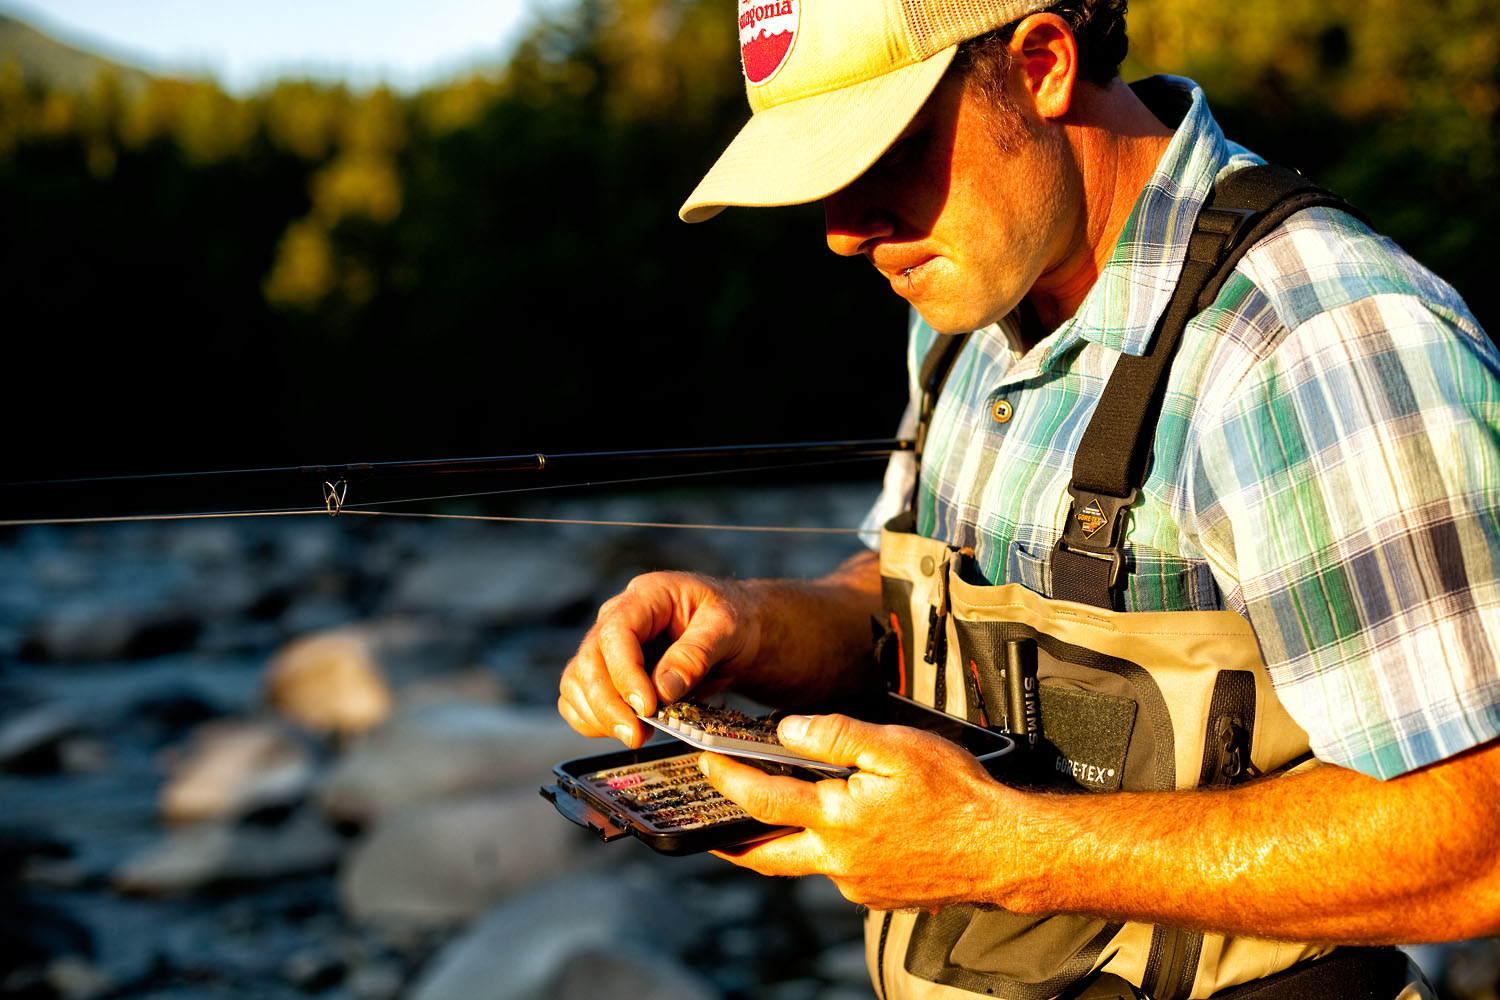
[0,0,557,93]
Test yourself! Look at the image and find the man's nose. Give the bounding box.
[824,183,894,257]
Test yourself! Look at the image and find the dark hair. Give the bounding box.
[951,0,1128,146]
[1048,0,1130,85]
[955,0,1130,92]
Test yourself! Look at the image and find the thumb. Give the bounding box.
[777,714,927,774]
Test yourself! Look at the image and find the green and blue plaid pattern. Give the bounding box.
[863,77,1500,780]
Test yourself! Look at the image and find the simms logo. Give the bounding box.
[740,0,798,85]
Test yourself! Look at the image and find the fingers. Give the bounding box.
[557,581,667,748]
[697,751,829,830]
[592,593,663,713]
[558,638,648,747]
[558,572,760,749]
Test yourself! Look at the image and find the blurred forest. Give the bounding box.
[1,0,1496,482]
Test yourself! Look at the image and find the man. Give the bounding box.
[559,1,1500,997]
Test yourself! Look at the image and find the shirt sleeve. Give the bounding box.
[1190,222,1500,780]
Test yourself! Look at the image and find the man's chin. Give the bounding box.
[913,306,996,336]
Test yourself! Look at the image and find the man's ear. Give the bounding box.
[1008,13,1079,120]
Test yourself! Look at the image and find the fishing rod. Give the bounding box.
[0,439,913,525]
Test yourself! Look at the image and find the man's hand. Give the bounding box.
[700,713,1028,911]
[558,571,763,749]
[559,552,884,750]
[706,711,1500,943]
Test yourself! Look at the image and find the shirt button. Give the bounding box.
[992,399,1013,423]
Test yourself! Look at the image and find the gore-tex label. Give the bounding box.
[739,0,798,85]
[1037,683,1136,793]
[1055,757,1118,787]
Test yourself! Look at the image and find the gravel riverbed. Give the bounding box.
[0,481,1488,999]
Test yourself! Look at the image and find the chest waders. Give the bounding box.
[865,166,1413,1000]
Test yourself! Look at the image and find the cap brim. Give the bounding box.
[679,46,958,223]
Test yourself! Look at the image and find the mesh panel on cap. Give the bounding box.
[901,0,1050,59]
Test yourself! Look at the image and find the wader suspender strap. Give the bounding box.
[1051,164,1367,609]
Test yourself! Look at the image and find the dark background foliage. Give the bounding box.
[2,0,1495,483]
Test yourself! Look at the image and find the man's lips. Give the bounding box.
[874,253,935,284]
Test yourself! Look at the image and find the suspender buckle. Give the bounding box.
[1057,486,1137,591]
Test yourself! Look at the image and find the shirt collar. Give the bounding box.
[1021,76,1260,372]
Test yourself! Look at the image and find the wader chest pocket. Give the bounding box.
[1034,686,1136,793]
[951,621,1158,794]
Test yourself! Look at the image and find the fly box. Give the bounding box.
[541,691,1016,855]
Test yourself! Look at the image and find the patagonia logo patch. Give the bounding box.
[739,0,797,85]
[1076,498,1108,539]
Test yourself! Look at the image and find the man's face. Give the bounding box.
[823,70,1079,334]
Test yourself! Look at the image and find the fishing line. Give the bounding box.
[0,454,885,533]
[1,443,902,533]
[0,508,865,534]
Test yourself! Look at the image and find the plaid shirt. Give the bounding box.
[863,76,1500,780]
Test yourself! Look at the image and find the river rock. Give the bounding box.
[317,702,599,823]
[113,809,342,895]
[383,535,597,625]
[0,703,82,774]
[399,667,510,707]
[818,939,873,987]
[280,946,345,992]
[23,598,199,663]
[346,618,473,689]
[44,955,114,1000]
[407,872,699,1000]
[541,944,720,1000]
[338,789,589,924]
[346,960,404,1000]
[265,629,393,735]
[159,719,314,824]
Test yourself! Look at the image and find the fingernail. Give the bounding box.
[627,694,646,716]
[779,715,810,743]
[659,672,687,702]
[613,724,635,746]
[697,754,710,775]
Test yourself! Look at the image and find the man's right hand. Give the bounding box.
[558,571,764,748]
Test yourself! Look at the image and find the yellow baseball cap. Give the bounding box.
[680,0,1053,223]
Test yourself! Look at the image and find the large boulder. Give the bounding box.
[317,702,600,823]
[338,790,590,924]
[407,872,704,1000]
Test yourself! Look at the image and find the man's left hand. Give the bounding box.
[699,713,1028,911]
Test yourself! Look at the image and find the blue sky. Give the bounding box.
[0,0,557,93]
